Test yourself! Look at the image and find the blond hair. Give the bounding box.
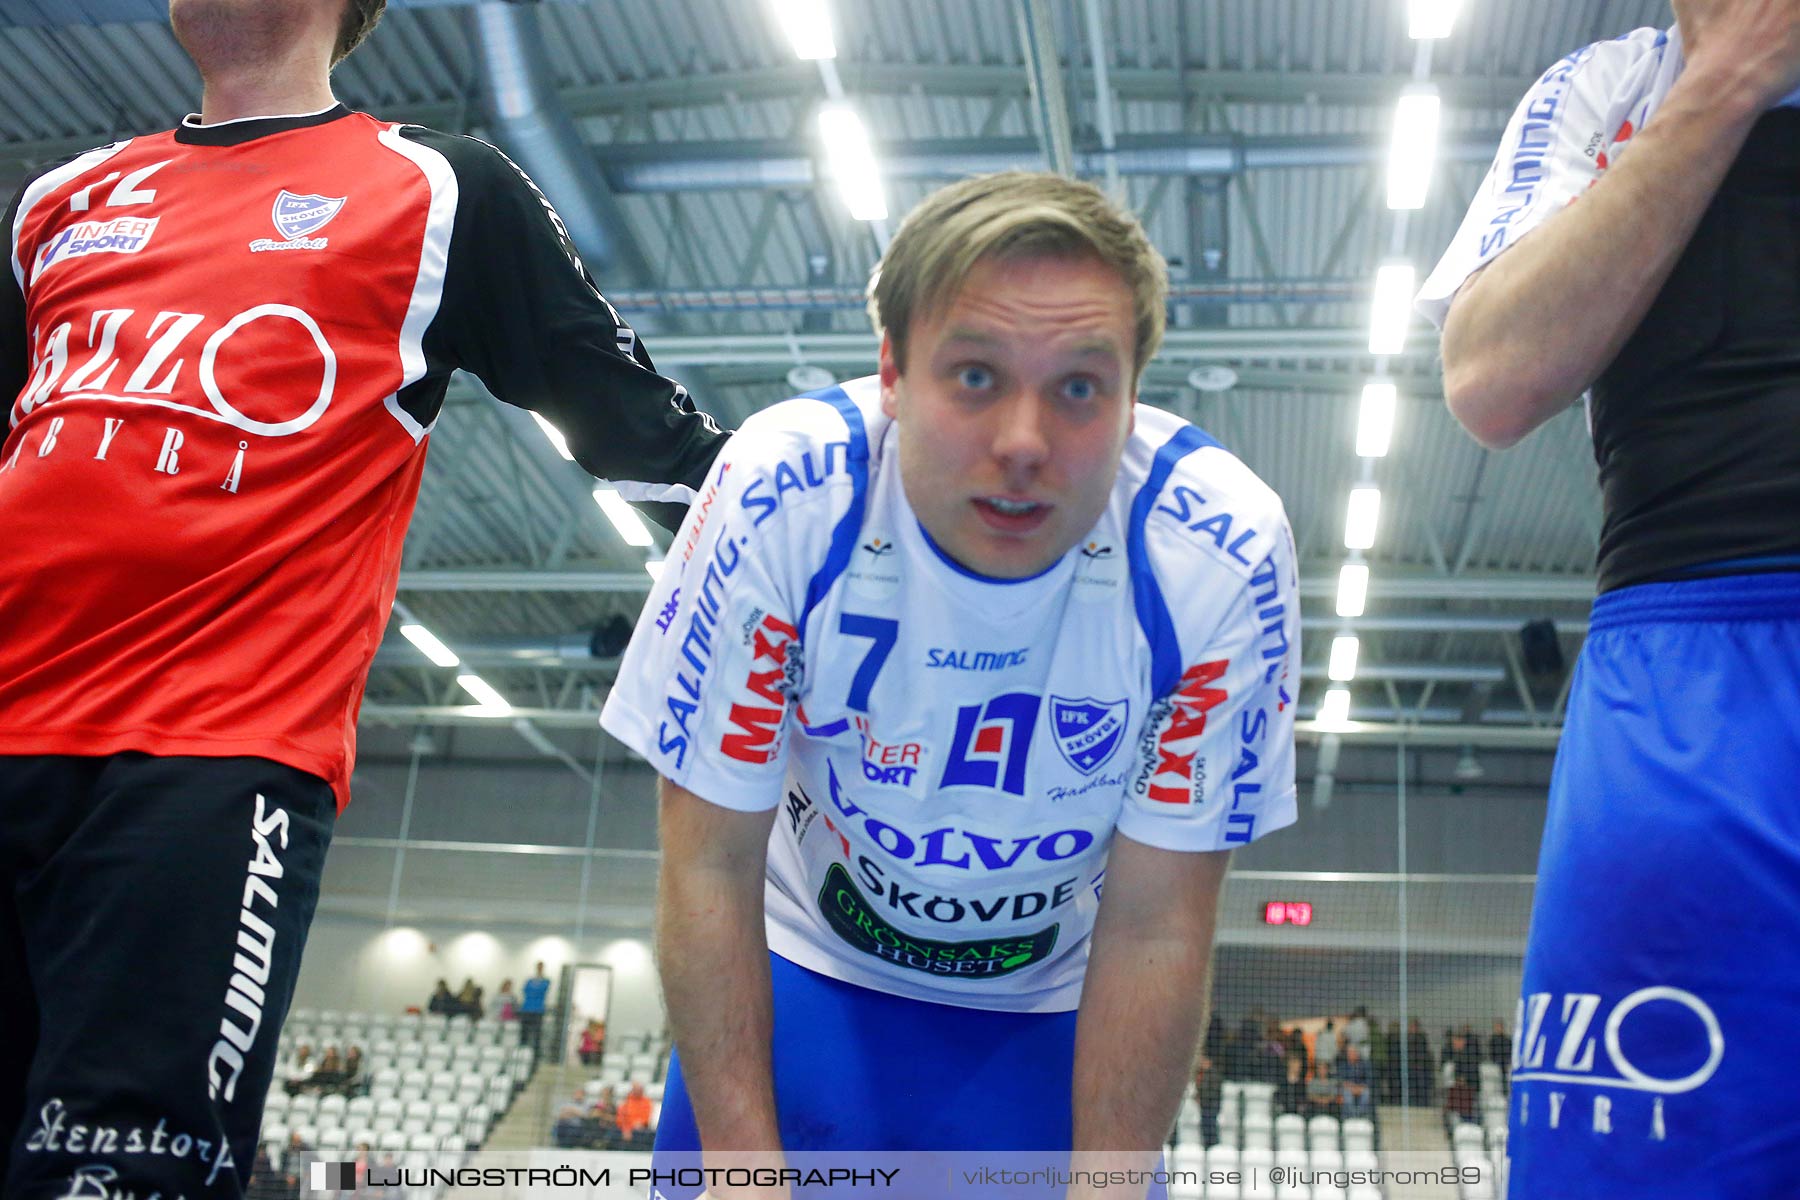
[868,171,1168,383]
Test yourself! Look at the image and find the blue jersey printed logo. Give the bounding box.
[940,692,1040,796]
[1049,696,1129,776]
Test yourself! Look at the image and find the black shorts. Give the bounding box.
[0,753,335,1199]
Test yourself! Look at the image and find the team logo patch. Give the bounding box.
[1049,696,1129,775]
[273,190,346,239]
[251,191,345,252]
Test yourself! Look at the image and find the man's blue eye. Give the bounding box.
[1064,377,1097,402]
[959,366,994,390]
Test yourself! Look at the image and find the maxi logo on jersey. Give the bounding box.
[1133,660,1229,808]
[940,693,1040,795]
[1049,697,1129,776]
[818,863,1059,980]
[720,611,802,765]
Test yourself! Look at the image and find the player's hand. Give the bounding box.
[1674,0,1800,110]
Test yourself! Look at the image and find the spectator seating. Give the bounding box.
[265,1007,532,1168]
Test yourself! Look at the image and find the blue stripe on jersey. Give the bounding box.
[798,386,871,637]
[1128,424,1223,699]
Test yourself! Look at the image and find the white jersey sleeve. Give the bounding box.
[1116,424,1300,853]
[1416,28,1672,329]
[600,401,855,812]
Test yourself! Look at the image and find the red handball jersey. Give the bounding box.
[0,106,726,809]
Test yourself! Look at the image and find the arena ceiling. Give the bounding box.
[1,0,1672,774]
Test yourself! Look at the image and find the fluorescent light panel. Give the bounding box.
[1388,89,1442,209]
[456,674,513,715]
[1408,0,1463,39]
[529,412,574,461]
[1328,635,1361,683]
[1345,487,1382,550]
[1319,688,1353,728]
[1357,382,1397,457]
[818,104,888,221]
[594,486,655,548]
[770,0,836,59]
[399,623,459,668]
[645,559,665,581]
[1369,263,1416,355]
[1336,564,1370,618]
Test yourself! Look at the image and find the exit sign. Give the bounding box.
[1264,900,1314,926]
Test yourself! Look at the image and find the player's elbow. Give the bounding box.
[1441,352,1552,451]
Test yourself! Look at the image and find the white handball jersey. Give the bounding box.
[1418,24,1800,327]
[1416,26,1678,328]
[601,376,1299,1012]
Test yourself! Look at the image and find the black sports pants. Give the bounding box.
[0,754,335,1199]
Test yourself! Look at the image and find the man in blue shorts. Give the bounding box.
[600,172,1300,1199]
[1419,1,1800,1194]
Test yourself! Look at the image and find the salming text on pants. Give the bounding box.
[0,754,335,1199]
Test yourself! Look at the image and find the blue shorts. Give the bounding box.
[652,952,1168,1198]
[1508,572,1800,1199]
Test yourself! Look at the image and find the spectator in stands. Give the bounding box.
[1489,1018,1511,1083]
[283,1130,310,1172]
[1407,1018,1434,1106]
[520,962,551,1054]
[1457,1023,1484,1088]
[1258,1018,1288,1083]
[1443,1070,1477,1130]
[496,978,519,1023]
[427,979,456,1017]
[591,1084,622,1149]
[303,1046,346,1094]
[1379,1019,1402,1104]
[1314,1019,1340,1076]
[454,978,483,1019]
[552,1103,589,1148]
[1276,1053,1305,1116]
[1339,1043,1374,1118]
[281,1041,315,1095]
[339,1045,364,1096]
[578,1020,606,1066]
[1368,1019,1391,1104]
[1203,1014,1225,1067]
[617,1082,654,1145]
[1192,1055,1222,1148]
[245,1143,287,1200]
[1305,1064,1339,1118]
[1344,1005,1372,1058]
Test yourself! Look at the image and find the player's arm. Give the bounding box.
[656,777,784,1152]
[2,188,29,407]
[1441,9,1800,449]
[1071,836,1231,1181]
[406,127,729,532]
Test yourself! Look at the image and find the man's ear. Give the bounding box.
[879,332,902,418]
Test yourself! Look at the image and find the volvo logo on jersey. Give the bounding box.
[1049,696,1129,775]
[250,190,345,252]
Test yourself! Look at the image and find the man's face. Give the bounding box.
[880,252,1137,579]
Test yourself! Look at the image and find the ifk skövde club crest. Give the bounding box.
[272,190,347,241]
[1049,696,1129,775]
